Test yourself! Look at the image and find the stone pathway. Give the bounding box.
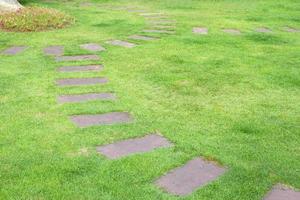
[57,64,103,72]
[256,27,272,33]
[155,158,226,196]
[97,134,172,159]
[106,40,136,48]
[193,27,208,35]
[44,46,64,56]
[56,77,108,87]
[264,184,300,200]
[222,29,241,35]
[80,43,106,52]
[1,46,28,55]
[58,93,116,103]
[128,35,156,41]
[56,55,100,62]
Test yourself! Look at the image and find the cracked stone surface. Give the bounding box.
[70,112,133,127]
[96,134,172,159]
[156,158,226,196]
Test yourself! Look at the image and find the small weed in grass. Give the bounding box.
[0,7,74,32]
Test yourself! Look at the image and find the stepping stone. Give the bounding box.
[1,46,27,55]
[44,46,64,56]
[96,134,172,159]
[58,93,116,103]
[106,40,136,48]
[140,13,164,16]
[193,27,208,35]
[222,29,241,35]
[143,30,175,34]
[283,27,300,33]
[152,25,176,29]
[155,157,226,196]
[264,184,300,200]
[128,35,156,41]
[56,77,108,86]
[70,112,133,127]
[255,27,272,33]
[58,64,103,72]
[148,20,176,25]
[80,43,105,52]
[55,55,100,62]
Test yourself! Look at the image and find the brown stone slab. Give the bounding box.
[193,27,208,35]
[58,65,103,72]
[156,158,226,196]
[56,77,108,86]
[143,29,175,34]
[1,46,27,55]
[55,55,100,62]
[80,43,106,52]
[106,40,136,48]
[264,184,300,200]
[58,93,116,103]
[70,112,133,127]
[222,29,241,35]
[44,46,64,56]
[96,134,172,159]
[128,35,156,41]
[255,27,272,33]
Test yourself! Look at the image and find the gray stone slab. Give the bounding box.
[97,134,172,159]
[56,77,108,86]
[283,27,300,33]
[222,29,241,35]
[80,43,105,52]
[256,27,272,33]
[193,27,208,35]
[156,158,226,196]
[264,184,300,200]
[58,93,116,103]
[128,35,156,41]
[1,46,27,55]
[143,30,175,34]
[55,55,100,62]
[44,46,64,56]
[70,112,133,127]
[106,40,136,48]
[58,64,103,72]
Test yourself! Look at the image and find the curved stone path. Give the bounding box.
[5,3,298,198]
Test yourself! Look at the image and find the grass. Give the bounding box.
[0,0,299,199]
[0,7,74,32]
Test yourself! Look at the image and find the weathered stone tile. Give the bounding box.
[106,40,136,48]
[96,134,172,159]
[55,55,100,62]
[128,35,156,41]
[156,158,226,196]
[193,27,208,35]
[44,46,64,56]
[80,43,106,52]
[70,112,133,127]
[58,93,116,103]
[264,184,300,200]
[1,46,28,55]
[57,64,103,72]
[56,77,108,86]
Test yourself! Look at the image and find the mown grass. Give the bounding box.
[0,0,299,199]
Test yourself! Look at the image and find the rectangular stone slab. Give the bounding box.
[143,30,175,34]
[107,40,136,48]
[264,184,300,200]
[80,43,105,52]
[55,55,100,62]
[1,46,27,55]
[155,158,226,196]
[70,112,133,127]
[56,77,108,86]
[97,134,172,159]
[222,29,241,35]
[193,27,208,35]
[58,93,116,103]
[128,35,156,41]
[44,46,64,56]
[58,65,103,72]
[148,20,176,25]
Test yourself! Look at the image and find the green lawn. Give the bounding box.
[0,0,299,199]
